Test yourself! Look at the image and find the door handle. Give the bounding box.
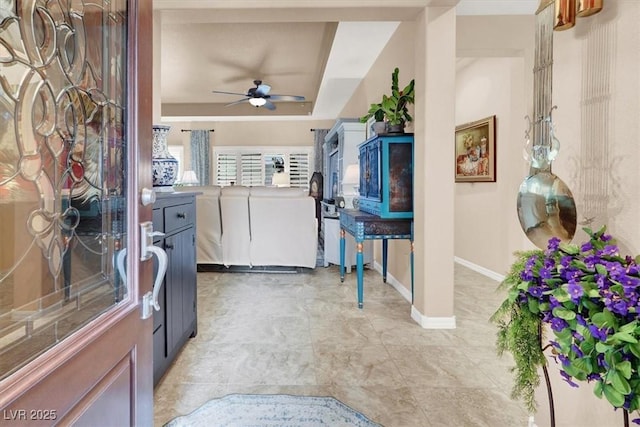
[141,221,167,318]
[116,222,169,320]
[146,245,168,311]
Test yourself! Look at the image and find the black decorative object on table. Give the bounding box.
[309,172,323,233]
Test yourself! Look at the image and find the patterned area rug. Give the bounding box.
[164,394,382,427]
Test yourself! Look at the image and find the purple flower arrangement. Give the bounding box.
[493,226,639,423]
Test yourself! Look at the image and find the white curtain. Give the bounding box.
[190,130,210,185]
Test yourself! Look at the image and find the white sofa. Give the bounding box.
[220,185,252,266]
[188,185,223,264]
[178,185,318,269]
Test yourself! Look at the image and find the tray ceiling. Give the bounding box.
[156,1,537,121]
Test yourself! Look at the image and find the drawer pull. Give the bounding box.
[165,243,174,250]
[177,212,186,219]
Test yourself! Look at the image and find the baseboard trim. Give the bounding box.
[372,261,456,329]
[411,306,457,329]
[372,261,412,303]
[454,256,504,282]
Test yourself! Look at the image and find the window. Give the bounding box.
[213,147,312,189]
[240,153,263,187]
[288,152,310,188]
[216,153,238,186]
[264,154,285,186]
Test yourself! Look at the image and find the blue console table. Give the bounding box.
[339,209,414,308]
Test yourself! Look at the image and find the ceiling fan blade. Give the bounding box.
[263,100,276,110]
[268,94,305,102]
[255,84,271,96]
[222,75,253,84]
[212,89,249,97]
[215,54,268,80]
[224,98,250,107]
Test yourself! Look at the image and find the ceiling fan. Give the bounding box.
[211,80,305,110]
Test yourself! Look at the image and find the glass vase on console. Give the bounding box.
[152,124,178,190]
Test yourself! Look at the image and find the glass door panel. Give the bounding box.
[0,0,128,380]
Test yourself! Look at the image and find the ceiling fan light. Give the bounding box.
[249,97,267,107]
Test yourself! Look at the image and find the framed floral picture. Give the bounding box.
[454,115,496,182]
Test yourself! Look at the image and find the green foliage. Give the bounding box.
[491,249,547,413]
[359,102,385,123]
[492,227,640,423]
[381,67,415,125]
[359,68,415,126]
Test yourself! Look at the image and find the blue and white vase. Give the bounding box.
[152,125,178,187]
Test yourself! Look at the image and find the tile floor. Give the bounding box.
[153,264,529,427]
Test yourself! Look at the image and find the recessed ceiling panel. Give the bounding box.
[161,22,332,109]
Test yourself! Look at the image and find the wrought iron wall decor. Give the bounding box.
[517,2,621,427]
[517,1,578,251]
[517,0,605,250]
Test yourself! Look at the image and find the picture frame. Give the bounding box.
[454,115,496,182]
[365,116,377,140]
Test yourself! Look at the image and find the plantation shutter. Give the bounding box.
[240,153,263,186]
[264,154,285,186]
[288,152,310,189]
[216,153,238,186]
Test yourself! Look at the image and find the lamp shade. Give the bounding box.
[342,164,360,196]
[271,172,290,187]
[181,170,200,185]
[343,164,360,184]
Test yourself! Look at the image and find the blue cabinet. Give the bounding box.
[152,192,198,387]
[358,134,413,219]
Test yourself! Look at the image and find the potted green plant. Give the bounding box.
[382,67,415,133]
[360,67,415,135]
[359,102,387,135]
[492,226,640,424]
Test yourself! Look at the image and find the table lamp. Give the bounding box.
[181,170,200,186]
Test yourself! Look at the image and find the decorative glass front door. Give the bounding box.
[0,0,128,380]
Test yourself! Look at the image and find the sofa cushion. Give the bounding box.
[220,185,251,266]
[186,185,221,197]
[249,186,307,198]
[221,185,250,197]
[191,184,317,268]
[248,187,317,268]
[176,185,223,264]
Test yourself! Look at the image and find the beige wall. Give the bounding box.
[157,119,334,180]
[164,120,332,147]
[341,15,538,308]
[454,7,640,271]
[344,8,459,324]
[340,22,416,120]
[532,3,640,426]
[454,15,536,275]
[455,57,531,274]
[552,0,640,257]
[341,21,417,295]
[457,3,639,426]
